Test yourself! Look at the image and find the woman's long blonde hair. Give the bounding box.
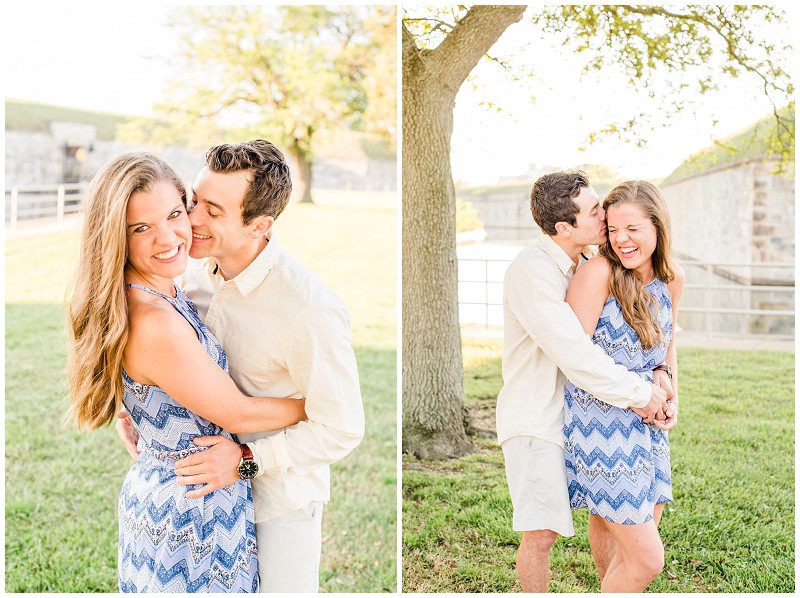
[65,153,187,429]
[599,180,675,350]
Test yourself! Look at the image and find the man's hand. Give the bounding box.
[115,410,140,460]
[631,382,671,424]
[174,435,241,499]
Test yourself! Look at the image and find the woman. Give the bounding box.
[65,153,306,592]
[563,180,684,592]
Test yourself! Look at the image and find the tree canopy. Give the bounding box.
[120,5,396,202]
[407,4,794,171]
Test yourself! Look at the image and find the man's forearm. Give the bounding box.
[536,325,652,409]
[246,419,364,479]
[510,266,651,409]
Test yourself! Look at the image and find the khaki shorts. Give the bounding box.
[255,501,323,593]
[501,435,575,537]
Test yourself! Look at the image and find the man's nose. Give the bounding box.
[188,207,201,226]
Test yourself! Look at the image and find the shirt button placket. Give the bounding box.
[206,281,232,333]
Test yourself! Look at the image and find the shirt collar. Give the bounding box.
[205,230,279,296]
[538,234,577,277]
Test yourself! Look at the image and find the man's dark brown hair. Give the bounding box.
[206,140,292,224]
[530,170,590,235]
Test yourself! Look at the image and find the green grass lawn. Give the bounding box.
[5,189,398,593]
[403,335,795,593]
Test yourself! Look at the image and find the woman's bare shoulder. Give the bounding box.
[670,261,686,283]
[576,254,612,281]
[666,260,686,302]
[126,292,190,352]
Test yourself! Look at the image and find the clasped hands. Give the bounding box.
[115,411,248,499]
[630,370,677,431]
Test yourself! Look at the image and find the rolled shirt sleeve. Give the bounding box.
[506,261,651,410]
[247,304,365,478]
[497,243,654,448]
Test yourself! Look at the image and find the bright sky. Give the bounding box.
[448,6,795,184]
[4,4,794,184]
[4,5,178,116]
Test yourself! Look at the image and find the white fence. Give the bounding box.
[458,257,795,336]
[5,184,87,229]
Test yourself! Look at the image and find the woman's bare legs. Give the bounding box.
[589,502,667,588]
[652,502,665,526]
[588,514,615,580]
[599,516,664,593]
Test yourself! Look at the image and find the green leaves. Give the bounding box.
[121,6,395,155]
[526,5,794,164]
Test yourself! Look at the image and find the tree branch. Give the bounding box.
[428,5,527,93]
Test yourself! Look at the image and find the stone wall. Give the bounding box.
[458,186,540,242]
[750,161,795,278]
[5,130,66,184]
[6,128,396,192]
[457,161,794,335]
[6,129,212,188]
[661,160,794,335]
[313,155,396,192]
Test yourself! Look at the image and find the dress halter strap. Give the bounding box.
[125,283,179,303]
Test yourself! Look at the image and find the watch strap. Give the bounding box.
[653,364,672,379]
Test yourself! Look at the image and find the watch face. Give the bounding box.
[237,460,258,479]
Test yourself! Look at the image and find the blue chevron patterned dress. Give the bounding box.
[564,278,673,525]
[118,284,258,592]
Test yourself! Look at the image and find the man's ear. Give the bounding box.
[248,215,275,238]
[553,221,572,238]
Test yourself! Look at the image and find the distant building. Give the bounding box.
[4,99,396,192]
[457,165,622,243]
[4,101,210,186]
[497,163,561,184]
[457,181,540,242]
[660,112,794,335]
[455,109,794,335]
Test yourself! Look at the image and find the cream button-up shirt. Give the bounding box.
[496,234,651,448]
[181,234,365,522]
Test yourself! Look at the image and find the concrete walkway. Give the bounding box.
[5,214,84,239]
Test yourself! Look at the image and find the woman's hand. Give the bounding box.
[115,410,140,460]
[652,369,677,430]
[658,399,678,430]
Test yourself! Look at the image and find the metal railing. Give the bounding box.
[679,261,794,335]
[458,258,509,328]
[458,257,795,336]
[5,184,87,229]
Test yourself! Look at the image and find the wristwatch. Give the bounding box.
[653,363,672,380]
[237,443,258,480]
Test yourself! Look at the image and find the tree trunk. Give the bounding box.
[286,140,313,204]
[401,6,526,459]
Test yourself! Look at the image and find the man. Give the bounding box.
[497,170,674,592]
[117,140,364,593]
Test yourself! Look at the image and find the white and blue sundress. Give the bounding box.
[564,278,673,525]
[117,283,258,592]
